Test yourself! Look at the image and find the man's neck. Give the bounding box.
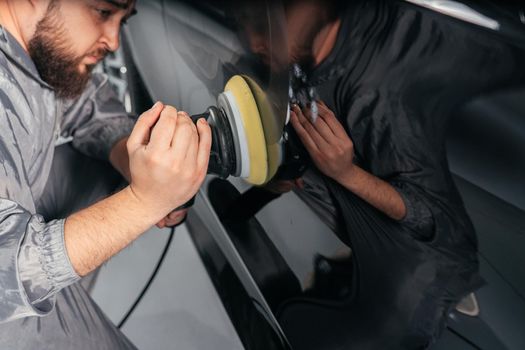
[0,1,32,52]
[312,18,342,67]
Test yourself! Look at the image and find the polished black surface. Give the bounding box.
[124,1,525,349]
[186,209,291,350]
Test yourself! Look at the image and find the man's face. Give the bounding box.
[28,0,135,99]
[285,2,325,70]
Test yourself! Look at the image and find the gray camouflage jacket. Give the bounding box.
[0,26,134,323]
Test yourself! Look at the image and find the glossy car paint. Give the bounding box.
[105,0,525,349]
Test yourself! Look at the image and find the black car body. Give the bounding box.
[111,1,525,348]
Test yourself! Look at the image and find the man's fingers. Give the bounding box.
[169,209,188,220]
[128,102,164,148]
[156,209,188,228]
[294,177,305,189]
[164,218,184,227]
[306,110,336,146]
[316,101,348,139]
[179,111,198,163]
[301,105,332,137]
[196,118,212,174]
[185,123,199,166]
[149,106,178,150]
[156,218,166,229]
[170,114,195,163]
[293,105,330,151]
[163,209,188,227]
[290,110,318,153]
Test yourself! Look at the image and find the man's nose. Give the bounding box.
[101,23,120,52]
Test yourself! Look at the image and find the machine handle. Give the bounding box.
[190,112,210,124]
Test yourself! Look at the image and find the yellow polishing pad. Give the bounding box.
[242,76,282,182]
[225,75,268,185]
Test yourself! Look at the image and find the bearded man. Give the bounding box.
[0,1,211,349]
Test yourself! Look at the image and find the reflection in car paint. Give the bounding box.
[120,1,525,349]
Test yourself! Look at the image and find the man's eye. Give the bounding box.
[97,9,112,20]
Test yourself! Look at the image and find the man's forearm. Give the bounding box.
[64,186,165,276]
[335,165,406,221]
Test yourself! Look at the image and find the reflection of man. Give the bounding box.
[269,0,501,349]
[0,0,210,348]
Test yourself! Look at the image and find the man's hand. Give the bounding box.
[156,208,188,228]
[65,102,211,276]
[126,102,211,218]
[290,101,354,183]
[110,102,209,229]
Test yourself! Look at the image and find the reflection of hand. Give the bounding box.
[126,102,212,217]
[290,101,354,183]
[264,178,305,194]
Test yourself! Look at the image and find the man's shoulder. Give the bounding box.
[0,51,20,87]
[0,50,48,100]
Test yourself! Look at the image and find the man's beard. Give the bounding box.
[288,27,320,73]
[28,2,106,99]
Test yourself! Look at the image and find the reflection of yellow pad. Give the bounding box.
[225,76,268,185]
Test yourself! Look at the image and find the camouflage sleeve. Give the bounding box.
[0,108,79,323]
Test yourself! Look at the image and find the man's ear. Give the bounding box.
[17,0,52,46]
